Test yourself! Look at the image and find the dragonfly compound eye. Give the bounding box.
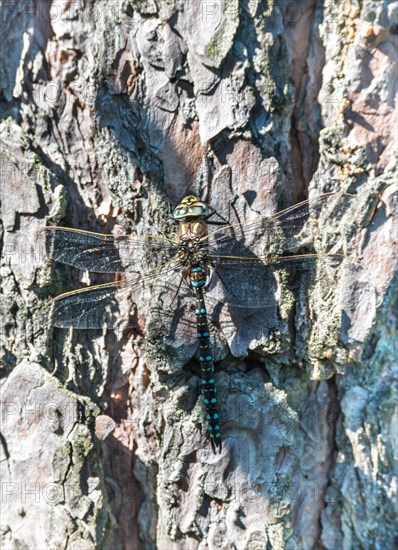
[173,197,210,220]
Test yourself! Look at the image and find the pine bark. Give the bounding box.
[0,1,396,549]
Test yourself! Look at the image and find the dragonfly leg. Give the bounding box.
[205,207,230,226]
[205,193,241,227]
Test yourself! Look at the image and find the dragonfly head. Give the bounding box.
[173,195,210,220]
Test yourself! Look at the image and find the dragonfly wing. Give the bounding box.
[50,262,181,329]
[39,227,178,273]
[205,192,353,257]
[206,262,278,309]
[206,254,349,309]
[51,280,139,329]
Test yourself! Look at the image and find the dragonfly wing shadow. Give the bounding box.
[148,276,241,361]
[149,279,198,352]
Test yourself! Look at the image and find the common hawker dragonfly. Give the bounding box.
[42,192,352,453]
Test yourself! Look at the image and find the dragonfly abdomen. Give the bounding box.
[193,274,222,454]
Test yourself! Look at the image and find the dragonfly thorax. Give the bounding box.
[177,231,210,288]
[177,205,210,288]
[178,238,208,267]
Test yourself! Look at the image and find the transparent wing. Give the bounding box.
[38,227,178,273]
[50,260,181,329]
[206,253,350,309]
[204,193,353,259]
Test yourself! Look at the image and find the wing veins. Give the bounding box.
[52,258,182,302]
[202,192,353,243]
[42,226,178,245]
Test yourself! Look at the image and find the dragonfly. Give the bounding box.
[41,192,352,453]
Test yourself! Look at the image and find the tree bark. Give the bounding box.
[0,1,396,549]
